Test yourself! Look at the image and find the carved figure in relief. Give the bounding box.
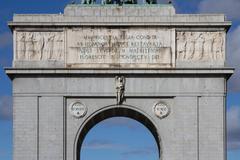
[37,33,45,60]
[32,33,44,60]
[185,32,195,60]
[194,33,205,60]
[177,32,187,60]
[17,32,26,60]
[115,76,125,105]
[203,32,213,60]
[177,32,224,61]
[25,33,34,60]
[16,32,65,61]
[44,33,55,60]
[53,33,64,60]
[212,32,224,60]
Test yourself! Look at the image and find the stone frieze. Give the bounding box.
[16,32,64,61]
[176,32,225,61]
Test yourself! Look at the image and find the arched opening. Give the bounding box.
[75,106,161,160]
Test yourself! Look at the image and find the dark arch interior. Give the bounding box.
[76,107,161,160]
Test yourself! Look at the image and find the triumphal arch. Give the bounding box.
[6,2,233,160]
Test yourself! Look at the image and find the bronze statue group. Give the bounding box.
[81,0,157,5]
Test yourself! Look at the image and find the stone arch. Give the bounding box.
[74,104,162,160]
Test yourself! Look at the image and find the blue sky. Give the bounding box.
[81,117,159,160]
[0,0,240,160]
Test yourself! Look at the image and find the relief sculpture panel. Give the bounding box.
[15,32,64,61]
[177,32,225,61]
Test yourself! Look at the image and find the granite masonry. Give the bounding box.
[6,4,234,160]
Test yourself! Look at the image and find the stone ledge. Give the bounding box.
[12,92,226,97]
[9,14,231,30]
[11,15,228,23]
[9,21,231,28]
[5,68,234,77]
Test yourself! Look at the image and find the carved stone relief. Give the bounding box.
[115,76,126,105]
[153,102,170,119]
[16,32,64,61]
[177,32,225,61]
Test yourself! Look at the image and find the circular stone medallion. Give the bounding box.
[69,102,87,118]
[153,102,170,119]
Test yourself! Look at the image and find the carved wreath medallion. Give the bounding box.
[153,102,170,119]
[69,101,87,118]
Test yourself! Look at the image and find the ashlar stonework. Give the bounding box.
[6,4,233,160]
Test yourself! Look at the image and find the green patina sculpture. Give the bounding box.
[81,0,156,5]
[81,0,95,4]
[146,0,156,4]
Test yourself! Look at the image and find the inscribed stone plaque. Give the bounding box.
[66,28,175,68]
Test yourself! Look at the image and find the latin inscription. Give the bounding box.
[67,28,174,67]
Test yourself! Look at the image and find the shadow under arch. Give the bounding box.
[74,104,161,160]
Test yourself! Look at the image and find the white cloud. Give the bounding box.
[121,146,157,157]
[0,96,12,121]
[121,149,152,156]
[101,117,142,130]
[198,0,240,20]
[82,139,115,149]
[227,106,240,150]
[82,139,126,150]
